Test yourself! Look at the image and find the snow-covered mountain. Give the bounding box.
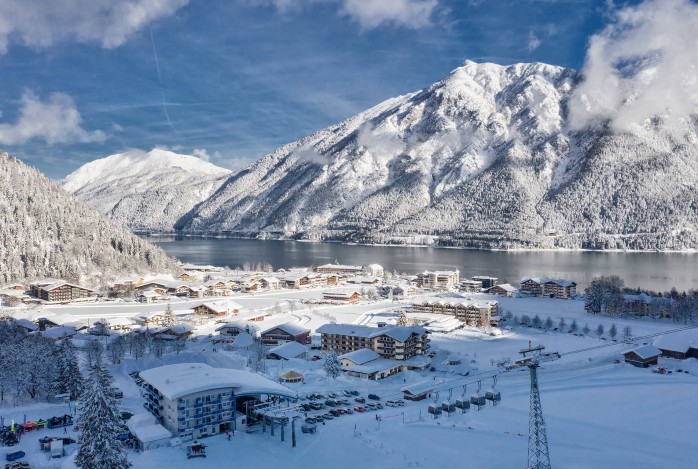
[174,60,698,250]
[0,151,179,284]
[63,149,231,232]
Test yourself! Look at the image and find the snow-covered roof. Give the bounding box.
[412,296,497,309]
[268,341,309,360]
[107,317,134,327]
[139,363,296,400]
[126,413,157,434]
[133,424,172,443]
[624,345,661,359]
[342,358,403,375]
[401,381,436,395]
[317,263,363,270]
[490,283,518,292]
[14,318,38,331]
[232,332,254,348]
[199,300,243,313]
[520,277,575,287]
[316,323,426,342]
[339,348,380,365]
[262,322,310,336]
[40,326,77,339]
[653,335,696,353]
[215,321,260,334]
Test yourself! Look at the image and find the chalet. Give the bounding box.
[388,284,418,299]
[40,326,77,341]
[364,264,384,277]
[401,381,435,401]
[322,291,360,304]
[260,323,311,345]
[133,312,166,327]
[278,272,325,289]
[215,321,261,338]
[157,324,194,339]
[193,301,242,317]
[2,283,25,290]
[411,297,499,327]
[37,317,61,330]
[138,290,164,303]
[487,283,519,297]
[267,341,309,360]
[653,335,698,360]
[179,271,200,282]
[187,286,207,299]
[0,288,30,304]
[29,280,95,303]
[471,276,498,289]
[337,348,430,380]
[459,279,483,293]
[317,324,430,359]
[416,270,460,289]
[347,276,380,285]
[622,345,661,368]
[107,317,135,332]
[259,277,281,290]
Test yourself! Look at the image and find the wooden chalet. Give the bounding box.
[622,345,661,368]
[260,323,311,345]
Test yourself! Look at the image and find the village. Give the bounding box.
[1,263,697,468]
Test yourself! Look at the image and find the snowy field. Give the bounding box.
[3,291,698,468]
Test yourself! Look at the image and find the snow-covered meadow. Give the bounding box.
[3,289,698,468]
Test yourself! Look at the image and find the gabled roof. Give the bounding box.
[339,348,380,365]
[198,300,243,313]
[215,321,260,334]
[623,345,661,359]
[14,318,38,331]
[269,341,309,360]
[653,335,696,353]
[489,283,518,292]
[262,322,310,336]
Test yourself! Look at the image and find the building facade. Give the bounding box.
[411,298,498,327]
[317,324,430,359]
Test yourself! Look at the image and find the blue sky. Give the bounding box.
[0,0,629,178]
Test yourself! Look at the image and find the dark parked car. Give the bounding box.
[368,394,380,401]
[5,451,26,462]
[355,397,365,403]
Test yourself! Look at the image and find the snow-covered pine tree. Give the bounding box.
[162,304,175,327]
[544,317,554,331]
[75,359,130,468]
[570,319,578,334]
[596,324,605,338]
[323,349,341,380]
[583,323,591,335]
[58,339,83,399]
[609,323,618,340]
[396,311,409,326]
[108,335,127,365]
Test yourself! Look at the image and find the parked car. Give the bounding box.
[368,394,381,401]
[344,407,354,414]
[5,451,25,462]
[329,410,341,417]
[322,413,334,420]
[305,417,316,424]
[354,406,365,413]
[350,390,360,396]
[301,424,317,434]
[366,403,377,410]
[328,392,337,398]
[355,397,365,403]
[314,415,324,423]
[376,403,383,409]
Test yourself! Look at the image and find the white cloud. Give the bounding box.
[340,0,438,30]
[245,0,438,30]
[527,31,541,52]
[0,0,189,53]
[0,92,106,145]
[568,0,698,134]
[192,148,214,162]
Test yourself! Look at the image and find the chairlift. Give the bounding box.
[470,380,485,409]
[455,384,470,412]
[485,375,501,405]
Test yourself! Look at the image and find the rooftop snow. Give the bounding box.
[139,363,295,400]
[262,322,309,336]
[316,323,426,342]
[339,348,380,365]
[624,345,661,359]
[268,341,309,359]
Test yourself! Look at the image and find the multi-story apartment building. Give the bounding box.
[411,297,499,327]
[29,279,95,303]
[139,363,294,440]
[471,276,498,290]
[520,277,577,299]
[416,270,460,289]
[317,324,430,359]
